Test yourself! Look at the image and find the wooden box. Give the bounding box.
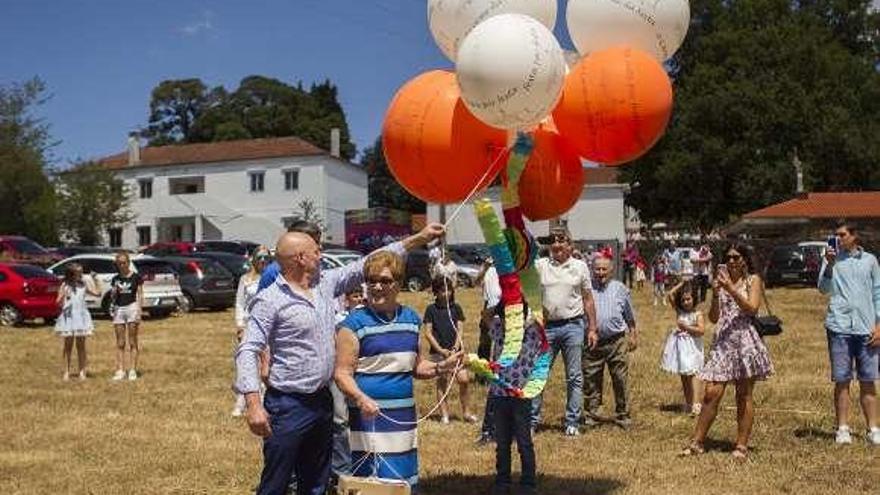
[336,475,411,495]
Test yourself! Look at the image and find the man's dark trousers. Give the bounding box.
[257,387,332,495]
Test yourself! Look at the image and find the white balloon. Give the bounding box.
[567,0,691,61]
[456,14,566,130]
[428,0,557,62]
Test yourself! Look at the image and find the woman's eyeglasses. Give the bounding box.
[366,276,397,288]
[724,254,742,261]
[549,235,569,244]
[254,255,271,262]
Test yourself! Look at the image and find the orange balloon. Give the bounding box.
[552,46,673,166]
[519,124,585,221]
[382,70,509,204]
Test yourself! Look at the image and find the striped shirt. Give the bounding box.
[592,279,637,340]
[235,242,405,395]
[343,306,420,487]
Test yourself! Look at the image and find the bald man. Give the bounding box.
[583,256,638,431]
[235,223,444,495]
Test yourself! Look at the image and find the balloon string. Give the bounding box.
[443,145,512,229]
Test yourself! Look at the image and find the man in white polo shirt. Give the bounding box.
[530,227,599,437]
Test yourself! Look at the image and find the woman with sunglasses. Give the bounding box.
[681,243,773,459]
[232,246,272,416]
[335,251,460,489]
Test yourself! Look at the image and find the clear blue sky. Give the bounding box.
[1,0,575,167]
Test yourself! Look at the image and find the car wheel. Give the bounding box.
[406,276,425,292]
[177,293,195,314]
[0,304,22,327]
[456,273,472,288]
[101,294,113,315]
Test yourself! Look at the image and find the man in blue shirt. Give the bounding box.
[818,220,880,446]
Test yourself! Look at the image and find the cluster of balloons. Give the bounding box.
[382,0,690,220]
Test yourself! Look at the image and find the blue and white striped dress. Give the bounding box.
[342,306,420,488]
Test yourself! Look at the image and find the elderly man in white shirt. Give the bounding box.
[530,227,599,437]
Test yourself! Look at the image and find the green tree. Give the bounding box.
[622,0,880,229]
[362,136,426,214]
[54,162,134,245]
[142,76,357,159]
[291,197,326,231]
[142,79,210,146]
[0,78,58,244]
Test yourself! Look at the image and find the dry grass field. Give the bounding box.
[1,285,878,494]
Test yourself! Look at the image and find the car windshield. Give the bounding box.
[9,239,49,254]
[198,260,232,277]
[335,255,361,265]
[133,259,176,275]
[11,265,53,279]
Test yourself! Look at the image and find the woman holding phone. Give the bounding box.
[680,242,774,459]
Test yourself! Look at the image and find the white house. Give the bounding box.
[427,167,628,245]
[96,134,367,249]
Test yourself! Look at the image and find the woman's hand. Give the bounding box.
[715,268,733,292]
[357,395,381,419]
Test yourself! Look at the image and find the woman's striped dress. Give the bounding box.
[342,306,421,488]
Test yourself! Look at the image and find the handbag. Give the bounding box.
[749,276,782,337]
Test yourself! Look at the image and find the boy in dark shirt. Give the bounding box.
[423,275,475,424]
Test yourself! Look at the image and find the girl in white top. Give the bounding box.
[660,280,705,415]
[232,246,271,416]
[55,263,101,381]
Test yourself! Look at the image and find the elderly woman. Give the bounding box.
[681,242,774,459]
[335,251,459,489]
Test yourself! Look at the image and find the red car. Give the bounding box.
[140,242,197,256]
[0,235,64,267]
[0,262,62,326]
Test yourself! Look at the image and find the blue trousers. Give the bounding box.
[257,387,332,495]
[494,397,536,488]
[530,318,585,428]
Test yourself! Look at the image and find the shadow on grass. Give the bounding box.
[793,426,834,441]
[421,473,625,495]
[659,403,685,413]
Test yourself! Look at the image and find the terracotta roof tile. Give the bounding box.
[744,192,880,219]
[97,136,327,169]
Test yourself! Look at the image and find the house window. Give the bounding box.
[137,226,151,246]
[168,177,205,195]
[250,172,265,192]
[284,169,299,191]
[107,228,122,248]
[138,179,153,199]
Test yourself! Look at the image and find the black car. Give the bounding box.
[404,249,432,292]
[161,256,237,312]
[190,251,251,285]
[765,242,826,288]
[194,240,260,258]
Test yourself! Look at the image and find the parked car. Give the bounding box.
[447,243,490,265]
[161,256,236,312]
[140,242,197,257]
[194,240,260,258]
[322,249,364,268]
[765,241,827,288]
[404,249,431,292]
[49,245,116,258]
[0,235,64,267]
[448,251,482,287]
[0,262,62,326]
[48,254,182,317]
[190,251,251,285]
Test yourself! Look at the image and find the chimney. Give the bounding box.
[127,134,141,166]
[330,128,341,158]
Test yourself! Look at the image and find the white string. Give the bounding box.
[442,146,512,229]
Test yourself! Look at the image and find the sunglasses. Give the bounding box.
[549,235,570,244]
[254,255,271,262]
[366,276,397,288]
[834,231,848,238]
[724,254,742,261]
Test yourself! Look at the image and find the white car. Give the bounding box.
[322,249,364,268]
[48,254,183,317]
